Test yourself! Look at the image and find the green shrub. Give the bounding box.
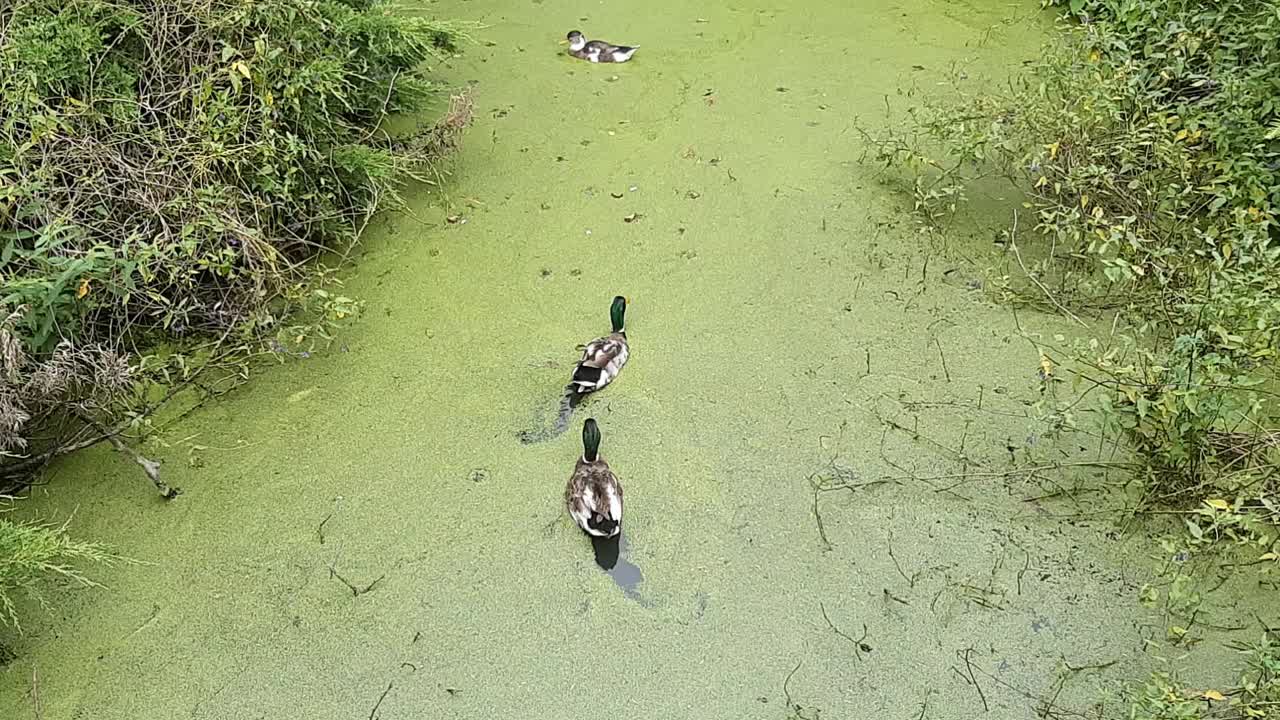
[0,0,474,481]
[866,0,1280,519]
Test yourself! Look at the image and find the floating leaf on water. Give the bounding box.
[623,213,642,223]
[1038,354,1054,379]
[1201,690,1226,702]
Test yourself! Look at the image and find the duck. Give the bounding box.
[562,30,639,63]
[569,295,629,396]
[566,418,624,537]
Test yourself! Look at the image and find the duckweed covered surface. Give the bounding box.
[2,0,1269,717]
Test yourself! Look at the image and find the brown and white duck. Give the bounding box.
[569,295,629,396]
[565,418,624,537]
[562,30,639,63]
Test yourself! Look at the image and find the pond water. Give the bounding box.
[2,0,1267,718]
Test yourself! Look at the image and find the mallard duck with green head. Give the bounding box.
[562,30,639,63]
[569,295,629,396]
[566,418,623,537]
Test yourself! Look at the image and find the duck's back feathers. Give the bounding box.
[570,332,628,393]
[602,45,638,63]
[566,459,624,538]
[571,39,639,63]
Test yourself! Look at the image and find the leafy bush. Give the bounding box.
[0,0,474,484]
[866,0,1280,521]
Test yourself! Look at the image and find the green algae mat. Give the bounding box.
[1,0,1270,717]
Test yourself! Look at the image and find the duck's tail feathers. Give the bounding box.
[614,46,639,61]
[587,515,619,537]
[570,364,603,389]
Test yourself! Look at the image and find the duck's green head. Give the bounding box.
[610,295,627,333]
[582,418,602,462]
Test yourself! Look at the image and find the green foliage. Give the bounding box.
[866,0,1280,532]
[0,513,116,629]
[0,0,474,471]
[1128,633,1280,719]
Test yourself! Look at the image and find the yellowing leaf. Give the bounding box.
[1080,193,1090,209]
[233,61,251,79]
[1039,354,1054,379]
[1260,552,1278,561]
[1175,129,1188,141]
[1046,141,1060,160]
[1205,498,1230,511]
[76,278,90,299]
[1222,242,1232,261]
[1088,49,1100,63]
[1035,175,1049,189]
[1201,690,1226,702]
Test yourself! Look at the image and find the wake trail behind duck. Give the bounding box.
[517,385,584,444]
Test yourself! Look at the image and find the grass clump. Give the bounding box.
[0,513,116,630]
[0,0,475,485]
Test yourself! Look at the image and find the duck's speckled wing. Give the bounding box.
[579,40,638,63]
[570,333,629,393]
[566,460,623,537]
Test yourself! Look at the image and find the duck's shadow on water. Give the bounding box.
[590,533,646,604]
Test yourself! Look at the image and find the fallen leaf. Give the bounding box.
[76,278,90,299]
[623,213,642,223]
[1039,354,1054,379]
[1202,690,1226,702]
[1205,498,1230,511]
[446,214,463,224]
[1259,552,1278,561]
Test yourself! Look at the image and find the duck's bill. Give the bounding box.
[558,39,569,45]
